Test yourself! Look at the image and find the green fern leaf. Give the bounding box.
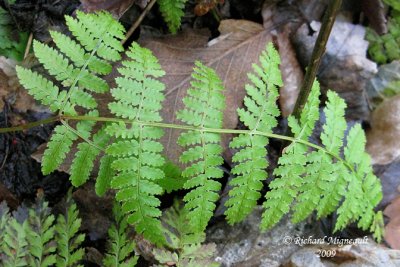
[106,42,166,245]
[70,126,110,187]
[41,125,78,175]
[293,90,347,222]
[225,43,282,224]
[261,80,321,230]
[0,202,11,259]
[154,201,218,267]
[334,124,383,233]
[15,67,67,113]
[26,197,57,267]
[157,0,188,33]
[2,218,29,267]
[95,155,114,197]
[0,7,28,61]
[16,11,124,115]
[177,61,225,233]
[103,203,138,267]
[55,193,85,267]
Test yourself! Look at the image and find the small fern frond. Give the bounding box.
[225,43,283,224]
[0,201,10,251]
[2,218,29,267]
[55,193,85,267]
[153,201,218,267]
[26,197,57,267]
[261,81,321,230]
[103,203,138,267]
[177,61,225,233]
[157,0,188,33]
[106,42,166,245]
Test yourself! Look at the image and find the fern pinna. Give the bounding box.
[15,11,384,246]
[106,42,167,245]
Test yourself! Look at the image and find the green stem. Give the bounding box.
[0,114,355,173]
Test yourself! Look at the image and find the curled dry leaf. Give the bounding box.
[138,19,273,165]
[384,197,400,249]
[366,95,400,165]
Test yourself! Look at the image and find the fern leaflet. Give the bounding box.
[55,193,85,267]
[177,61,225,233]
[225,43,282,224]
[16,11,125,177]
[157,0,188,33]
[106,42,167,245]
[103,203,138,267]
[153,201,218,267]
[26,197,57,267]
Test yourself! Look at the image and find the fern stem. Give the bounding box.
[0,114,355,174]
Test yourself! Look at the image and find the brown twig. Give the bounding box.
[23,32,33,60]
[122,0,158,45]
[291,0,343,119]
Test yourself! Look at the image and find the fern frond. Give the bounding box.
[153,201,218,267]
[225,43,282,224]
[2,218,29,267]
[177,61,225,233]
[26,197,57,267]
[103,203,138,267]
[55,193,85,267]
[106,42,166,245]
[261,80,321,230]
[157,0,187,33]
[0,201,10,262]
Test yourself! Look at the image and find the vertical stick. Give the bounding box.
[291,0,343,119]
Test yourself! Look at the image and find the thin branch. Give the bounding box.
[0,116,59,133]
[23,33,33,60]
[291,0,343,119]
[122,0,158,45]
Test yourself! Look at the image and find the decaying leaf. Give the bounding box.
[273,26,303,117]
[0,57,37,112]
[384,197,400,249]
[80,0,136,17]
[138,19,273,165]
[366,95,400,165]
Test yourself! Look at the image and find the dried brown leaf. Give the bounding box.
[384,197,400,249]
[138,19,273,165]
[80,0,135,17]
[273,26,303,117]
[366,95,400,165]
